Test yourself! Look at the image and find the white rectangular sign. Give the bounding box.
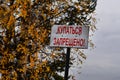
[50,25,89,49]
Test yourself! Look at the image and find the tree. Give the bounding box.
[0,0,97,80]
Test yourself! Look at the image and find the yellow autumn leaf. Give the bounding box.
[46,67,50,72]
[20,9,27,18]
[7,15,15,28]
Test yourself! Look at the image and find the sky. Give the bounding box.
[74,0,120,80]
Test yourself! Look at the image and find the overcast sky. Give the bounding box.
[74,0,120,80]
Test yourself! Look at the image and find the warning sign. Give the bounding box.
[50,25,89,49]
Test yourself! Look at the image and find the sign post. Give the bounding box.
[64,47,70,80]
[50,25,89,80]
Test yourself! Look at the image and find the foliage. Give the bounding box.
[0,0,97,80]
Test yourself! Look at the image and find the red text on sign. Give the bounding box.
[53,38,85,47]
[56,26,82,35]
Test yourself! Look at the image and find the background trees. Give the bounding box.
[0,0,97,80]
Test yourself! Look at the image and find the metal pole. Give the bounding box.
[64,6,74,80]
[64,48,71,80]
